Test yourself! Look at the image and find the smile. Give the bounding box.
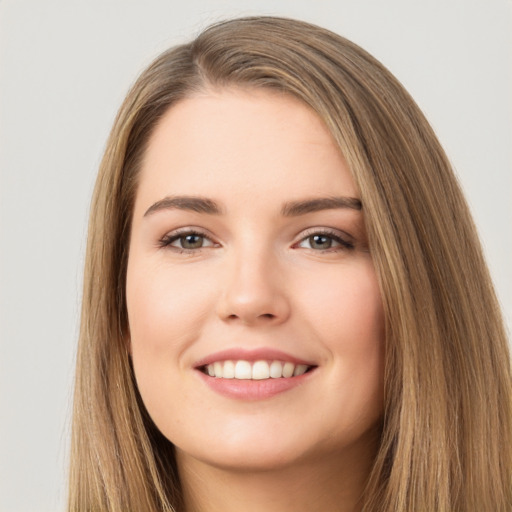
[194,348,317,399]
[202,360,312,380]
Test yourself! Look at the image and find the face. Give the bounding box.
[126,88,385,472]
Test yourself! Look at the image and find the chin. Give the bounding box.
[172,418,375,475]
[176,440,310,473]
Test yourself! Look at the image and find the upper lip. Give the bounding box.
[194,347,316,369]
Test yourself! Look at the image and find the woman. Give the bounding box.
[69,16,512,512]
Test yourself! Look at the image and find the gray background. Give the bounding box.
[1,1,510,510]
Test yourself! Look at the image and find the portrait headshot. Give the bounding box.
[0,2,510,511]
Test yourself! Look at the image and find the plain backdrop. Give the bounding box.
[0,1,510,510]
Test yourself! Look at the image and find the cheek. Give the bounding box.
[126,261,214,356]
[125,259,224,424]
[300,260,385,409]
[126,261,215,427]
[300,260,384,346]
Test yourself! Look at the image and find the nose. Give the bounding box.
[216,249,291,326]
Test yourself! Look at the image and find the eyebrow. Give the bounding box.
[143,194,362,218]
[144,196,223,217]
[281,196,362,216]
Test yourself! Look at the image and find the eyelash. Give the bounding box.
[158,228,215,254]
[157,228,354,254]
[294,228,355,252]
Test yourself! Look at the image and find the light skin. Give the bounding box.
[126,88,385,512]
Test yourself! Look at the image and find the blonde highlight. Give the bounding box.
[69,16,512,511]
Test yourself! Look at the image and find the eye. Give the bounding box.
[159,230,217,251]
[296,230,354,251]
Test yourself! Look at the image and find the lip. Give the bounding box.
[193,347,316,368]
[194,347,317,400]
[196,367,315,400]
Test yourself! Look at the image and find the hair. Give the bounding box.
[68,16,512,512]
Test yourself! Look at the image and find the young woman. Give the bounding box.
[68,16,512,512]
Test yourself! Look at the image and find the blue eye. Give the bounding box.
[304,234,336,250]
[297,231,354,251]
[160,231,216,251]
[159,228,353,252]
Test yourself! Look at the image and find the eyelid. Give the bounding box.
[157,225,356,252]
[158,226,219,251]
[293,227,355,250]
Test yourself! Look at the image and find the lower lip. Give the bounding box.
[196,370,314,400]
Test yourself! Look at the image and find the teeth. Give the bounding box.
[293,364,309,376]
[223,360,235,379]
[269,360,283,378]
[282,362,295,378]
[252,361,270,380]
[235,360,252,379]
[214,361,223,376]
[204,360,311,380]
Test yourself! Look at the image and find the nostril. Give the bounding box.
[226,313,275,320]
[217,291,290,325]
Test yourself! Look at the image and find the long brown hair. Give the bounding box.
[69,16,512,511]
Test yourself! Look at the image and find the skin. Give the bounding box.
[126,88,385,512]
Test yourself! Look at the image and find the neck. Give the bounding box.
[177,428,379,512]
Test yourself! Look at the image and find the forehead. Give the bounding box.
[135,88,358,212]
